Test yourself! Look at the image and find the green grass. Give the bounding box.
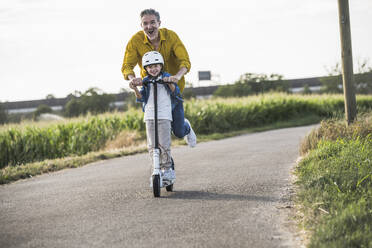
[0,114,321,184]
[0,110,145,168]
[185,94,372,134]
[1,93,372,185]
[0,144,148,184]
[2,93,372,168]
[295,113,372,248]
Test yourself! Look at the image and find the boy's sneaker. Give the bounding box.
[163,168,176,181]
[184,119,197,148]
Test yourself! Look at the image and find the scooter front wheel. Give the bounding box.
[153,175,161,197]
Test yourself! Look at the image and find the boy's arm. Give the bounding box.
[128,74,143,87]
[133,87,143,99]
[168,83,176,92]
[129,81,143,99]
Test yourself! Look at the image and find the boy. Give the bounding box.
[129,51,184,180]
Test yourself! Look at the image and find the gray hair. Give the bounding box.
[140,9,160,22]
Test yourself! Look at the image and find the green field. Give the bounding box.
[1,93,372,169]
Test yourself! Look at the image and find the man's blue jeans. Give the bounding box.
[171,101,190,138]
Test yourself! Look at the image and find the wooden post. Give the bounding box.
[338,0,357,124]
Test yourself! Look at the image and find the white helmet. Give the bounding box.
[142,51,164,68]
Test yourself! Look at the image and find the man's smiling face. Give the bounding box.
[141,14,161,42]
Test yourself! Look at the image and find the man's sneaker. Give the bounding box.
[184,119,197,148]
[163,168,176,181]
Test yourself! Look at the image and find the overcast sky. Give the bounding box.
[1,0,371,102]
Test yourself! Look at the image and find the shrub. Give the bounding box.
[300,113,372,155]
[297,137,372,248]
[186,94,372,135]
[64,98,82,117]
[0,102,7,124]
[64,88,115,117]
[33,104,52,120]
[296,112,372,248]
[213,73,288,98]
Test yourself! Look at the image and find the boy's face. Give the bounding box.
[145,64,162,77]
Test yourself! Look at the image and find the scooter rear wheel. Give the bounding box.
[153,175,161,197]
[166,184,173,192]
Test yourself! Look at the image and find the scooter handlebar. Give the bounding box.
[144,75,166,86]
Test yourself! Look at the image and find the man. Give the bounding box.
[121,8,196,147]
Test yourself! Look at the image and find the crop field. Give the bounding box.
[1,93,372,169]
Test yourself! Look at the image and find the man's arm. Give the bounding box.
[163,67,187,85]
[174,67,188,81]
[122,38,141,83]
[171,32,191,75]
[169,31,191,92]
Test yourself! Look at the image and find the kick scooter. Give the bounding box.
[149,77,175,197]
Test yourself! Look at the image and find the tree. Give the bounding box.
[302,84,312,95]
[33,104,52,120]
[46,94,56,99]
[0,102,8,124]
[119,88,139,110]
[64,98,82,117]
[236,73,288,95]
[182,89,196,99]
[63,88,115,117]
[79,88,115,114]
[213,73,286,98]
[213,82,251,98]
[321,59,372,94]
[355,72,372,94]
[320,63,343,94]
[354,58,372,94]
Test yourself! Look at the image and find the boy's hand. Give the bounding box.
[163,76,180,83]
[130,77,143,87]
[129,81,137,89]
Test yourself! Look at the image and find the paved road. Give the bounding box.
[0,125,315,248]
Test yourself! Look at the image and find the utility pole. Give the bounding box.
[337,0,357,125]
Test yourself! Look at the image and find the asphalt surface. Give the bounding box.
[0,125,315,248]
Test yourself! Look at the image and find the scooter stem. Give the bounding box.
[154,80,159,150]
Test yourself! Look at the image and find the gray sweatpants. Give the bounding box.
[145,119,172,170]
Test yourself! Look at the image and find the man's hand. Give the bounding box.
[163,76,180,83]
[163,76,177,92]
